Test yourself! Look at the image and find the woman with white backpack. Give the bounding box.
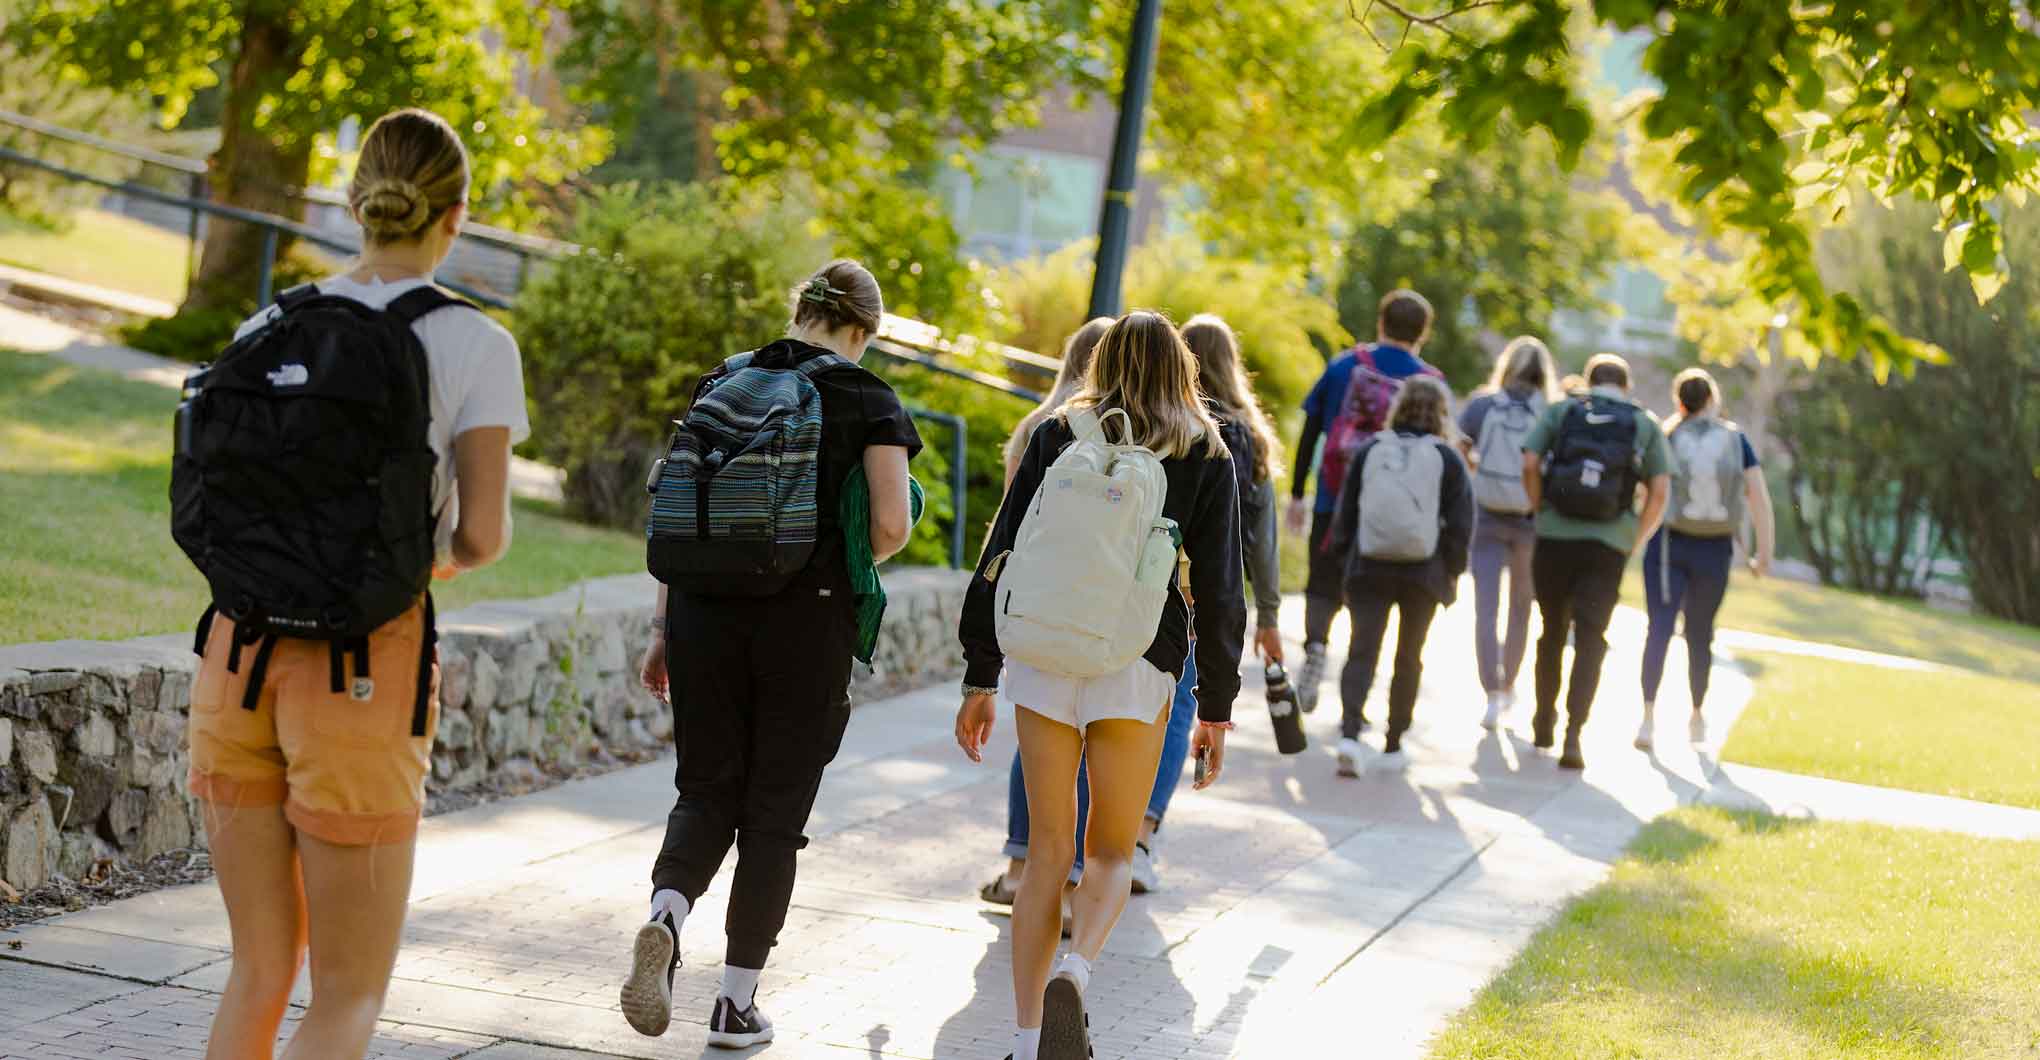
[1456,336,1562,731]
[1324,376,1473,776]
[1634,367,1775,751]
[956,310,1246,1060]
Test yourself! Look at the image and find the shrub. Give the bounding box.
[512,182,822,528]
[875,365,1037,568]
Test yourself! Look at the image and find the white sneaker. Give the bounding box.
[1335,737,1364,778]
[1376,748,1410,772]
[620,915,677,1037]
[1297,644,1327,714]
[1689,711,1709,746]
[1130,840,1159,895]
[1634,705,1656,751]
[1481,692,1505,731]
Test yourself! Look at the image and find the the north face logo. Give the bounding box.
[266,363,309,388]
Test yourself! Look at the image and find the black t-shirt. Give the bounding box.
[745,339,923,596]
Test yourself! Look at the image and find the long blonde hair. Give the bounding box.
[1065,310,1226,461]
[1484,335,1561,403]
[1181,314,1282,482]
[1004,317,1113,482]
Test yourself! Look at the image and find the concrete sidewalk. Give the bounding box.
[0,592,1754,1059]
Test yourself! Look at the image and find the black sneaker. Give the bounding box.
[619,912,678,1036]
[1559,734,1586,771]
[1041,973,1092,1059]
[707,995,775,1049]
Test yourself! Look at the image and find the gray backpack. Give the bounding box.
[1470,391,1543,514]
[1666,417,1746,537]
[1357,432,1444,562]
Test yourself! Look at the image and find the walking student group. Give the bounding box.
[163,109,1777,1060]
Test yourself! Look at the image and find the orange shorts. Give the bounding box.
[187,604,440,846]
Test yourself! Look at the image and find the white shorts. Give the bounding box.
[1005,658,1175,731]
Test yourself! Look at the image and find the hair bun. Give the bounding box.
[357,178,430,239]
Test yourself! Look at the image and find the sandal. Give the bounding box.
[979,872,1018,906]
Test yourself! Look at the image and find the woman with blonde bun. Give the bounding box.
[187,107,528,1059]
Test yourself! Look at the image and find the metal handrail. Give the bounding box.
[0,144,510,310]
[902,407,969,569]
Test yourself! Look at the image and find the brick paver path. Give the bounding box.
[2,595,1740,1058]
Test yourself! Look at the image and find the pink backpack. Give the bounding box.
[1319,347,1442,539]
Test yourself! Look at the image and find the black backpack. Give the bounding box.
[170,284,472,734]
[1542,394,1642,522]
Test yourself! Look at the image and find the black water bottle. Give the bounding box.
[1265,661,1308,755]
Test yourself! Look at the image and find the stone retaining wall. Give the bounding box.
[0,568,968,891]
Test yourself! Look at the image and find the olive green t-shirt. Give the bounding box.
[1521,387,1671,555]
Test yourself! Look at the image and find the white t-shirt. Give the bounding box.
[235,274,532,558]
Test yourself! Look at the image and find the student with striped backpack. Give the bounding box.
[624,260,922,1047]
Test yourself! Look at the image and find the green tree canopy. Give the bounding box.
[6,0,609,309]
[1345,0,2040,374]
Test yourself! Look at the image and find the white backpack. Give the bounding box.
[1357,431,1444,562]
[991,408,1177,678]
[1667,417,1746,537]
[1470,391,1543,514]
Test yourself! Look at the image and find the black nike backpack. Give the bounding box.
[1542,394,1642,522]
[170,283,473,734]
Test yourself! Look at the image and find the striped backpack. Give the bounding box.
[645,349,851,596]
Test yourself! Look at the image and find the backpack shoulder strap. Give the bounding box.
[722,352,756,373]
[1068,406,1107,445]
[385,285,479,327]
[795,352,855,378]
[275,284,320,312]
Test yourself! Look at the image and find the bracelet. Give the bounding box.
[1197,719,1237,731]
[962,684,999,698]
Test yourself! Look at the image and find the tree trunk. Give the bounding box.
[182,8,312,314]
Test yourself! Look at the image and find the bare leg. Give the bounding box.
[1012,708,1084,1030]
[202,801,307,1060]
[1067,709,1168,961]
[280,833,417,1059]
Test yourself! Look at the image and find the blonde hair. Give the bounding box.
[349,109,469,245]
[1181,314,1282,483]
[1386,376,1454,439]
[1665,366,1723,433]
[1005,317,1112,482]
[791,258,884,336]
[1484,335,1561,403]
[1065,310,1226,462]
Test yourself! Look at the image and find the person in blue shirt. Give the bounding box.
[1284,290,1444,716]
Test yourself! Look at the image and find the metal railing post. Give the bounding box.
[949,418,967,570]
[256,227,279,306]
[185,172,204,298]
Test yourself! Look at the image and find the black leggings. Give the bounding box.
[651,590,855,969]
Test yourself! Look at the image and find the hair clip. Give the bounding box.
[800,276,846,305]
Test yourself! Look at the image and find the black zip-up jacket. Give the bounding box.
[960,415,1247,723]
[1324,429,1474,606]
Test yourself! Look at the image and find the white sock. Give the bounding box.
[1014,1026,1041,1060]
[1053,952,1093,993]
[649,889,689,932]
[721,964,762,1009]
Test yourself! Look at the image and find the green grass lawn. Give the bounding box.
[1429,806,2040,1060]
[0,348,645,645]
[1620,566,2040,682]
[0,208,192,306]
[1720,652,2040,810]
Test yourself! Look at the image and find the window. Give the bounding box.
[938,147,1106,260]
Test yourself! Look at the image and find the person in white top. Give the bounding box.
[191,107,526,1060]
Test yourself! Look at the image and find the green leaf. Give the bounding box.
[1944,223,1972,272]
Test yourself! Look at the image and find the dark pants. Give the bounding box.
[1339,577,1439,748]
[1640,529,1734,710]
[1305,508,1345,647]
[651,591,855,969]
[1530,537,1628,742]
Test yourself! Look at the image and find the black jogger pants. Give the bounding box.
[650,589,855,969]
